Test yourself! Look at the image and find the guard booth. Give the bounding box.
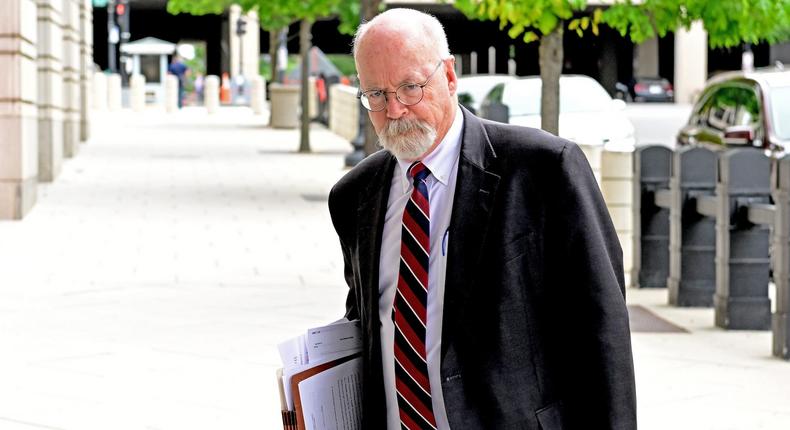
[120,37,176,105]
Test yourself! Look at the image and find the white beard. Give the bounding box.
[378,118,437,161]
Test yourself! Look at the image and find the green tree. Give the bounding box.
[452,0,790,136]
[167,0,360,153]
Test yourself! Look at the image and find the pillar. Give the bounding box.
[579,144,603,185]
[601,150,634,288]
[92,71,106,110]
[107,73,122,111]
[78,0,91,142]
[204,75,219,114]
[488,46,496,74]
[164,74,178,112]
[37,0,64,182]
[229,5,260,79]
[0,0,38,219]
[130,74,146,112]
[674,21,707,104]
[634,36,659,78]
[61,0,80,157]
[250,75,266,115]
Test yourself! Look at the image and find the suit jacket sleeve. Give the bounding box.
[328,184,360,321]
[554,142,636,428]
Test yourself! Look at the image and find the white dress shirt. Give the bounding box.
[379,106,464,430]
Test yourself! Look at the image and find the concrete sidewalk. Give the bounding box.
[0,107,787,430]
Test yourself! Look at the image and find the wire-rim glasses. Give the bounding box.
[357,59,444,112]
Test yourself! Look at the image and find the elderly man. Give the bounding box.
[328,8,636,430]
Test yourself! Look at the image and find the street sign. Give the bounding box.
[108,26,119,44]
[92,0,109,7]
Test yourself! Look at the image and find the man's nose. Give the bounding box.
[385,94,408,119]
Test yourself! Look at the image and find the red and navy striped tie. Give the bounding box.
[394,161,437,430]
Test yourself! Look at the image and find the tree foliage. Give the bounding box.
[166,0,359,34]
[603,0,790,48]
[453,0,587,43]
[453,0,790,49]
[451,0,790,136]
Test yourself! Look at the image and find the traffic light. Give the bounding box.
[116,0,130,38]
[236,17,247,37]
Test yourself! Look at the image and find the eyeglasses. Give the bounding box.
[357,60,444,112]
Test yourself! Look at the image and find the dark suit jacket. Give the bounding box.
[328,107,637,430]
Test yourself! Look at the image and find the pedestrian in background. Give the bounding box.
[168,54,190,108]
[328,8,636,429]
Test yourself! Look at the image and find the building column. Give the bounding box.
[0,0,38,219]
[79,0,91,142]
[62,0,81,157]
[674,21,707,104]
[229,5,260,79]
[770,42,790,66]
[37,0,64,182]
[634,36,659,78]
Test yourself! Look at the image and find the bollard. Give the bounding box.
[107,73,122,111]
[204,75,220,114]
[668,146,719,307]
[713,148,772,330]
[164,74,179,112]
[633,145,672,288]
[250,75,266,115]
[130,74,146,112]
[92,72,107,111]
[773,156,790,358]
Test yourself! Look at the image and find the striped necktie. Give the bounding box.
[393,161,437,430]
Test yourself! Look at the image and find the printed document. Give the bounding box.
[298,357,363,430]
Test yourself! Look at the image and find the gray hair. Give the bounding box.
[352,8,451,60]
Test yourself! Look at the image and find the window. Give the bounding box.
[140,55,161,84]
[697,83,761,134]
[484,83,505,106]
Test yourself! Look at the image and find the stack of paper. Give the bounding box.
[277,319,363,430]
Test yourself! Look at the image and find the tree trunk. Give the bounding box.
[539,25,563,136]
[269,29,279,84]
[299,19,312,153]
[362,0,382,21]
[362,0,383,156]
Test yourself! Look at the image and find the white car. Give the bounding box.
[480,75,637,152]
[457,74,517,114]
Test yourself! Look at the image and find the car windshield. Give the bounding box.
[772,86,790,141]
[502,77,613,116]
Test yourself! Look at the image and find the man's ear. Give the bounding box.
[446,57,458,95]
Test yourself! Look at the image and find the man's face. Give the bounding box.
[355,35,457,161]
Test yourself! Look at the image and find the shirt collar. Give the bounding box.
[397,105,464,193]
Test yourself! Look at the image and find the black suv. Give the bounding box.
[677,68,790,154]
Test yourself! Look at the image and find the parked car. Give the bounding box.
[676,68,790,154]
[615,76,674,102]
[457,74,517,114]
[479,75,637,152]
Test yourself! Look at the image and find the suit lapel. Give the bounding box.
[442,108,501,360]
[355,153,395,427]
[356,153,396,325]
